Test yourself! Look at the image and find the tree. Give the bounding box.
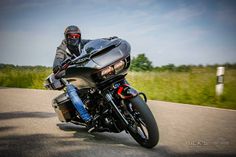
[161,64,176,71]
[130,53,153,71]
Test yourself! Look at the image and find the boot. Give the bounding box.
[86,120,96,133]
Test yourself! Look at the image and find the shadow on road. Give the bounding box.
[0,132,234,157]
[0,126,18,132]
[57,123,138,147]
[0,127,235,157]
[0,111,56,120]
[55,123,235,157]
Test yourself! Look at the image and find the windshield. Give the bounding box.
[83,39,110,54]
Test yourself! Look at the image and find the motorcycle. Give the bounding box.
[44,38,159,148]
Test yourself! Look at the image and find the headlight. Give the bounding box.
[101,66,114,76]
[114,60,125,73]
[100,60,126,78]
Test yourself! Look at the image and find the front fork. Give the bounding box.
[104,92,129,127]
[103,80,147,129]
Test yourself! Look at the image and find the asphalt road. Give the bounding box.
[0,88,235,157]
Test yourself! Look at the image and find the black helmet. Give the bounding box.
[64,25,81,55]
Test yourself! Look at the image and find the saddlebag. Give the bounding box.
[52,93,76,122]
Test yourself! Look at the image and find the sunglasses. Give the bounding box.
[67,33,81,39]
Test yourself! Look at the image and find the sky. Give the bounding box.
[0,0,236,67]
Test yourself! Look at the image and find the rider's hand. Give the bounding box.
[53,65,61,74]
[108,36,118,40]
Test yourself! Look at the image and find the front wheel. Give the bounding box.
[125,95,159,148]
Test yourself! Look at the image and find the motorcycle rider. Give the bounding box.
[53,25,116,133]
[53,25,94,132]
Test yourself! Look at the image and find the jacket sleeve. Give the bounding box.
[53,40,67,68]
[102,36,118,40]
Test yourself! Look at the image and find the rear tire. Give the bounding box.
[126,95,159,148]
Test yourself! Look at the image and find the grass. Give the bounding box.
[0,66,235,110]
[0,66,51,89]
[127,68,236,110]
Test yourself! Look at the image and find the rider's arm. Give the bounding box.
[53,40,67,73]
[102,36,118,40]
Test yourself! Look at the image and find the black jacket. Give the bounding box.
[53,39,91,69]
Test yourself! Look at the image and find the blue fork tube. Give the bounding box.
[66,84,92,122]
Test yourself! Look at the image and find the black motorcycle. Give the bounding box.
[45,38,159,148]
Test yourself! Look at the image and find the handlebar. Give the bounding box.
[54,39,121,78]
[54,54,89,78]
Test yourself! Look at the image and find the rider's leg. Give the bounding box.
[66,84,93,121]
[66,84,95,132]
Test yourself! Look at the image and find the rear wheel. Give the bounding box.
[125,95,159,148]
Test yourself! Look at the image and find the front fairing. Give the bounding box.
[64,38,131,88]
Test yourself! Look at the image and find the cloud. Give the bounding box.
[162,6,204,22]
[0,0,235,66]
[215,8,236,28]
[0,0,59,10]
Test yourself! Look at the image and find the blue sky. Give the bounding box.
[0,0,236,66]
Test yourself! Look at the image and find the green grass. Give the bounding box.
[0,66,235,110]
[0,66,51,89]
[127,68,236,110]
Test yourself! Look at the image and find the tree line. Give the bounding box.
[0,64,51,70]
[1,54,236,72]
[130,53,236,72]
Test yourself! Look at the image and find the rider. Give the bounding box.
[53,25,94,132]
[53,25,117,133]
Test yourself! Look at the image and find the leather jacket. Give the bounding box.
[53,36,118,71]
[53,39,91,69]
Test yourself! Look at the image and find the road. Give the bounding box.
[0,88,235,157]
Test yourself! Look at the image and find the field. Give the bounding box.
[0,66,51,89]
[0,65,235,109]
[127,68,236,110]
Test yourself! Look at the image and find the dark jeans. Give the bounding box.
[66,84,92,122]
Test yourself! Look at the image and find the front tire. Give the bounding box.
[126,95,159,148]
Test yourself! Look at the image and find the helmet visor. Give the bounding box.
[67,33,81,46]
[67,33,81,39]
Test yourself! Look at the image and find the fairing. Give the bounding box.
[64,38,131,88]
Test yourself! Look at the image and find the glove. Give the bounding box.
[53,65,61,74]
[108,36,118,40]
